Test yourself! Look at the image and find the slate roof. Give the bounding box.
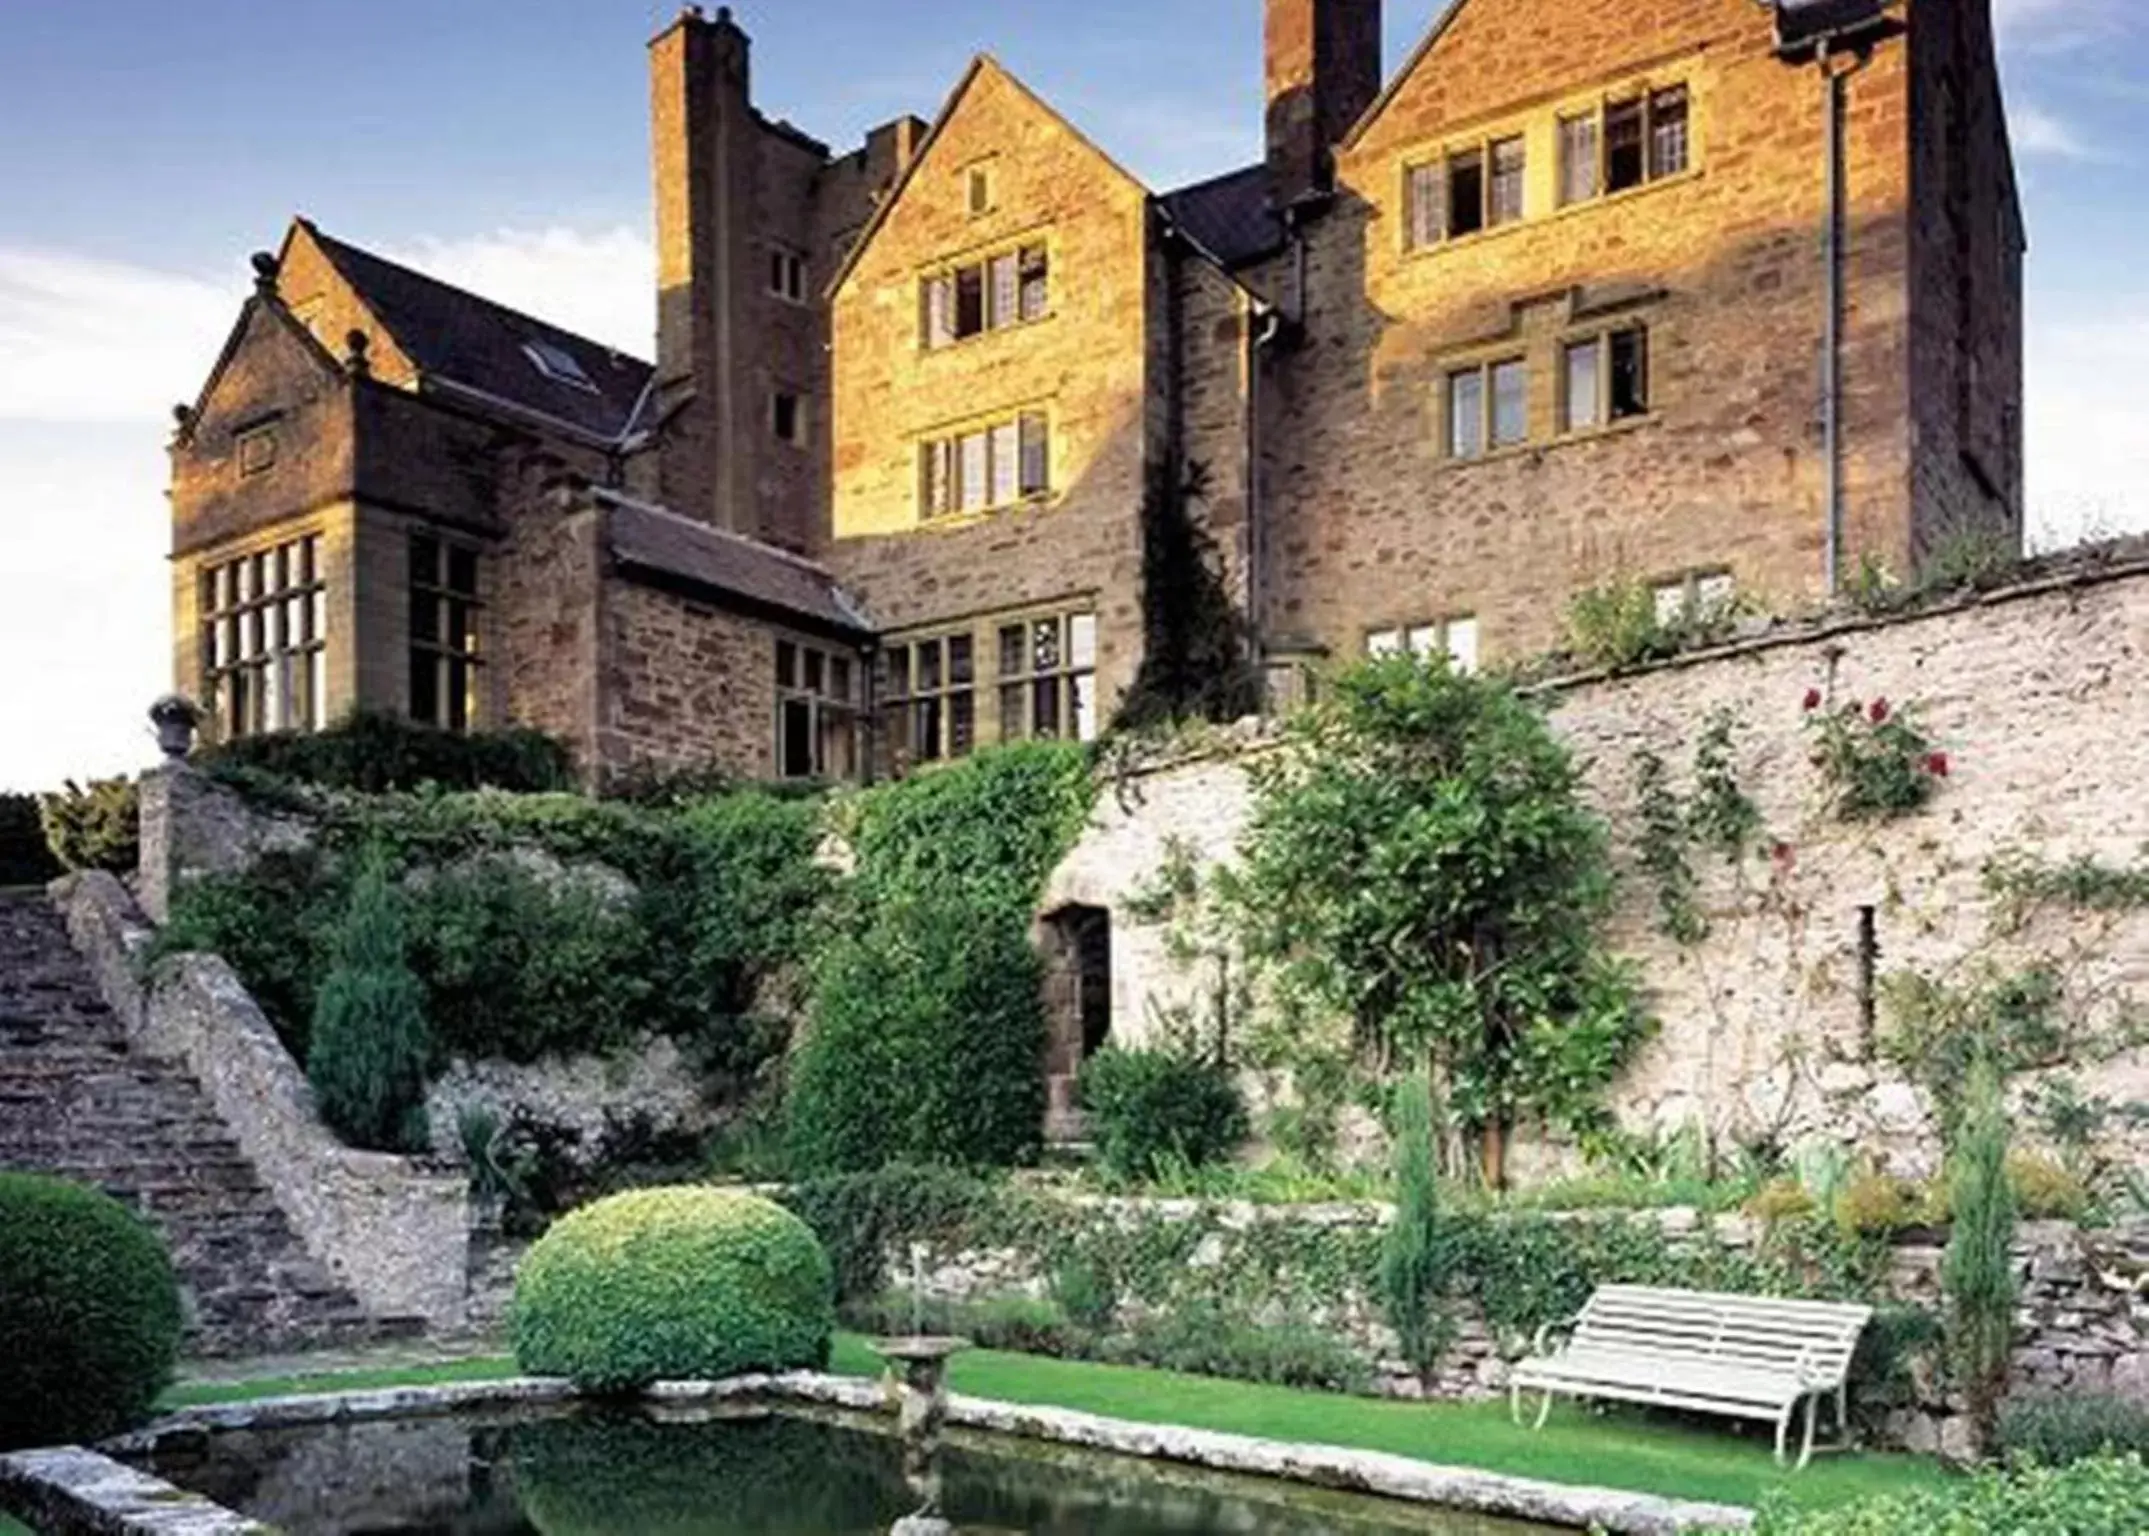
[1160,163,1287,271]
[596,490,874,637]
[302,221,655,443]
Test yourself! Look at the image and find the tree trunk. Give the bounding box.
[1479,1118,1509,1190]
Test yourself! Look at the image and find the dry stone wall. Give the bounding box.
[1049,555,2149,1177]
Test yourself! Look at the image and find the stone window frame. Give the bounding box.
[1403,125,1529,252]
[774,634,861,781]
[200,529,328,742]
[1400,66,1703,258]
[874,599,1098,777]
[408,532,484,734]
[918,235,1052,351]
[1557,321,1653,437]
[916,407,1052,521]
[235,419,279,478]
[1651,568,1738,627]
[1365,615,1481,675]
[768,244,809,305]
[1443,354,1530,460]
[770,388,806,446]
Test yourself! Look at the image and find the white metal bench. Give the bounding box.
[1507,1284,1872,1467]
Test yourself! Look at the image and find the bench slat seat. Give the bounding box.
[1507,1284,1872,1468]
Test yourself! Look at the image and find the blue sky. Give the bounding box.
[1,0,2144,789]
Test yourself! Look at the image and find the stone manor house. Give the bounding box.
[167,0,2022,785]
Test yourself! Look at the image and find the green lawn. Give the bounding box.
[150,1338,1947,1516]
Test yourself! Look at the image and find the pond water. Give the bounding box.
[135,1404,1565,1535]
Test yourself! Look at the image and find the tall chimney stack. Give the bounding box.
[1266,0,1383,207]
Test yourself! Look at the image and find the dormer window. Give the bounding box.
[521,339,598,393]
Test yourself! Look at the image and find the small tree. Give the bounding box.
[1942,1055,2018,1459]
[1233,654,1652,1185]
[308,849,431,1151]
[1379,1073,1451,1387]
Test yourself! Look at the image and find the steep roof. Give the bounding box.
[596,490,874,637]
[1160,163,1287,270]
[293,219,654,443]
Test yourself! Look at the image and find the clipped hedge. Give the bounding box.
[1998,1393,2149,1468]
[0,1173,183,1449]
[781,1163,998,1303]
[1742,1455,2149,1535]
[512,1187,834,1392]
[205,709,575,793]
[1079,1046,1248,1182]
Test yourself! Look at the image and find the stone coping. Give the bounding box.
[80,1373,1751,1536]
[0,1446,273,1535]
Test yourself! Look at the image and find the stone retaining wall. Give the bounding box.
[893,1195,2149,1453]
[58,870,470,1330]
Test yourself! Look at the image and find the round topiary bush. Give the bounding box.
[511,1187,834,1392]
[0,1173,183,1449]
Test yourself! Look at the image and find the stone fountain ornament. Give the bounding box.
[873,1245,971,1535]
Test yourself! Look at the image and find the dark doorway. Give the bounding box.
[1040,904,1112,1143]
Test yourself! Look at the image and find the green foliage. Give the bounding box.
[1744,1455,2149,1536]
[205,708,575,793]
[148,847,343,1058]
[37,776,138,873]
[1232,654,1652,1172]
[1942,1057,2017,1457]
[1985,846,2149,925]
[2003,1150,2089,1221]
[0,1173,183,1449]
[1106,1302,1374,1394]
[1998,1395,2149,1468]
[1113,459,1262,731]
[307,851,431,1151]
[1379,1075,1451,1384]
[511,1186,834,1392]
[779,1164,998,1304]
[0,792,61,885]
[1633,748,1707,944]
[787,892,1047,1174]
[1831,1172,1922,1240]
[1805,696,1947,823]
[1078,1047,1248,1183]
[787,744,1095,1175]
[1563,577,1739,672]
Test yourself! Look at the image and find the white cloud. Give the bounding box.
[2010,102,2097,160]
[2024,302,2149,550]
[382,226,655,360]
[0,248,239,424]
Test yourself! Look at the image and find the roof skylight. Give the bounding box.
[522,339,599,392]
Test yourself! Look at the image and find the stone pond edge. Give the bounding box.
[0,1374,1764,1535]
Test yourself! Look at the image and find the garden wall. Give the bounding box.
[1047,549,2149,1176]
[896,1194,2149,1454]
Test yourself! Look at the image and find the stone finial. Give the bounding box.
[149,695,202,760]
[344,328,371,377]
[171,403,195,432]
[250,250,279,294]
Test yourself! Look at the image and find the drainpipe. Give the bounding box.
[1821,54,1847,595]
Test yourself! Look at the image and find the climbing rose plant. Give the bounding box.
[1231,654,1653,1186]
[1803,690,1950,823]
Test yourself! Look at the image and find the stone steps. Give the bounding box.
[0,887,420,1357]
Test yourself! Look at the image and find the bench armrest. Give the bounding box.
[1527,1314,1582,1358]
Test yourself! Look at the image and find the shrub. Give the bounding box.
[1078,1047,1247,1183]
[1804,695,1948,823]
[787,893,1048,1174]
[153,847,343,1058]
[780,1164,997,1304]
[1050,1256,1118,1333]
[1999,1394,2149,1468]
[1743,1454,2149,1535]
[1942,1056,2017,1457]
[38,776,138,873]
[205,709,575,793]
[1833,1171,1922,1240]
[1107,1302,1373,1394]
[0,1174,183,1449]
[0,792,61,885]
[2006,1149,2089,1220]
[1379,1074,1452,1386]
[1745,1178,1818,1226]
[308,852,431,1151]
[512,1186,834,1392]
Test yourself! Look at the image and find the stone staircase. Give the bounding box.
[0,886,420,1357]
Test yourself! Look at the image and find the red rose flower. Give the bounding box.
[1802,687,1823,712]
[1771,840,1795,868]
[1925,751,1950,778]
[1868,698,1890,724]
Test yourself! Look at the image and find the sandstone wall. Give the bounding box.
[1048,556,2149,1176]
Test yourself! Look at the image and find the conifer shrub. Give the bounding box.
[37,776,139,874]
[0,792,61,886]
[1078,1046,1247,1183]
[0,1173,183,1449]
[1942,1055,2017,1458]
[1378,1074,1452,1386]
[307,851,431,1151]
[511,1187,834,1392]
